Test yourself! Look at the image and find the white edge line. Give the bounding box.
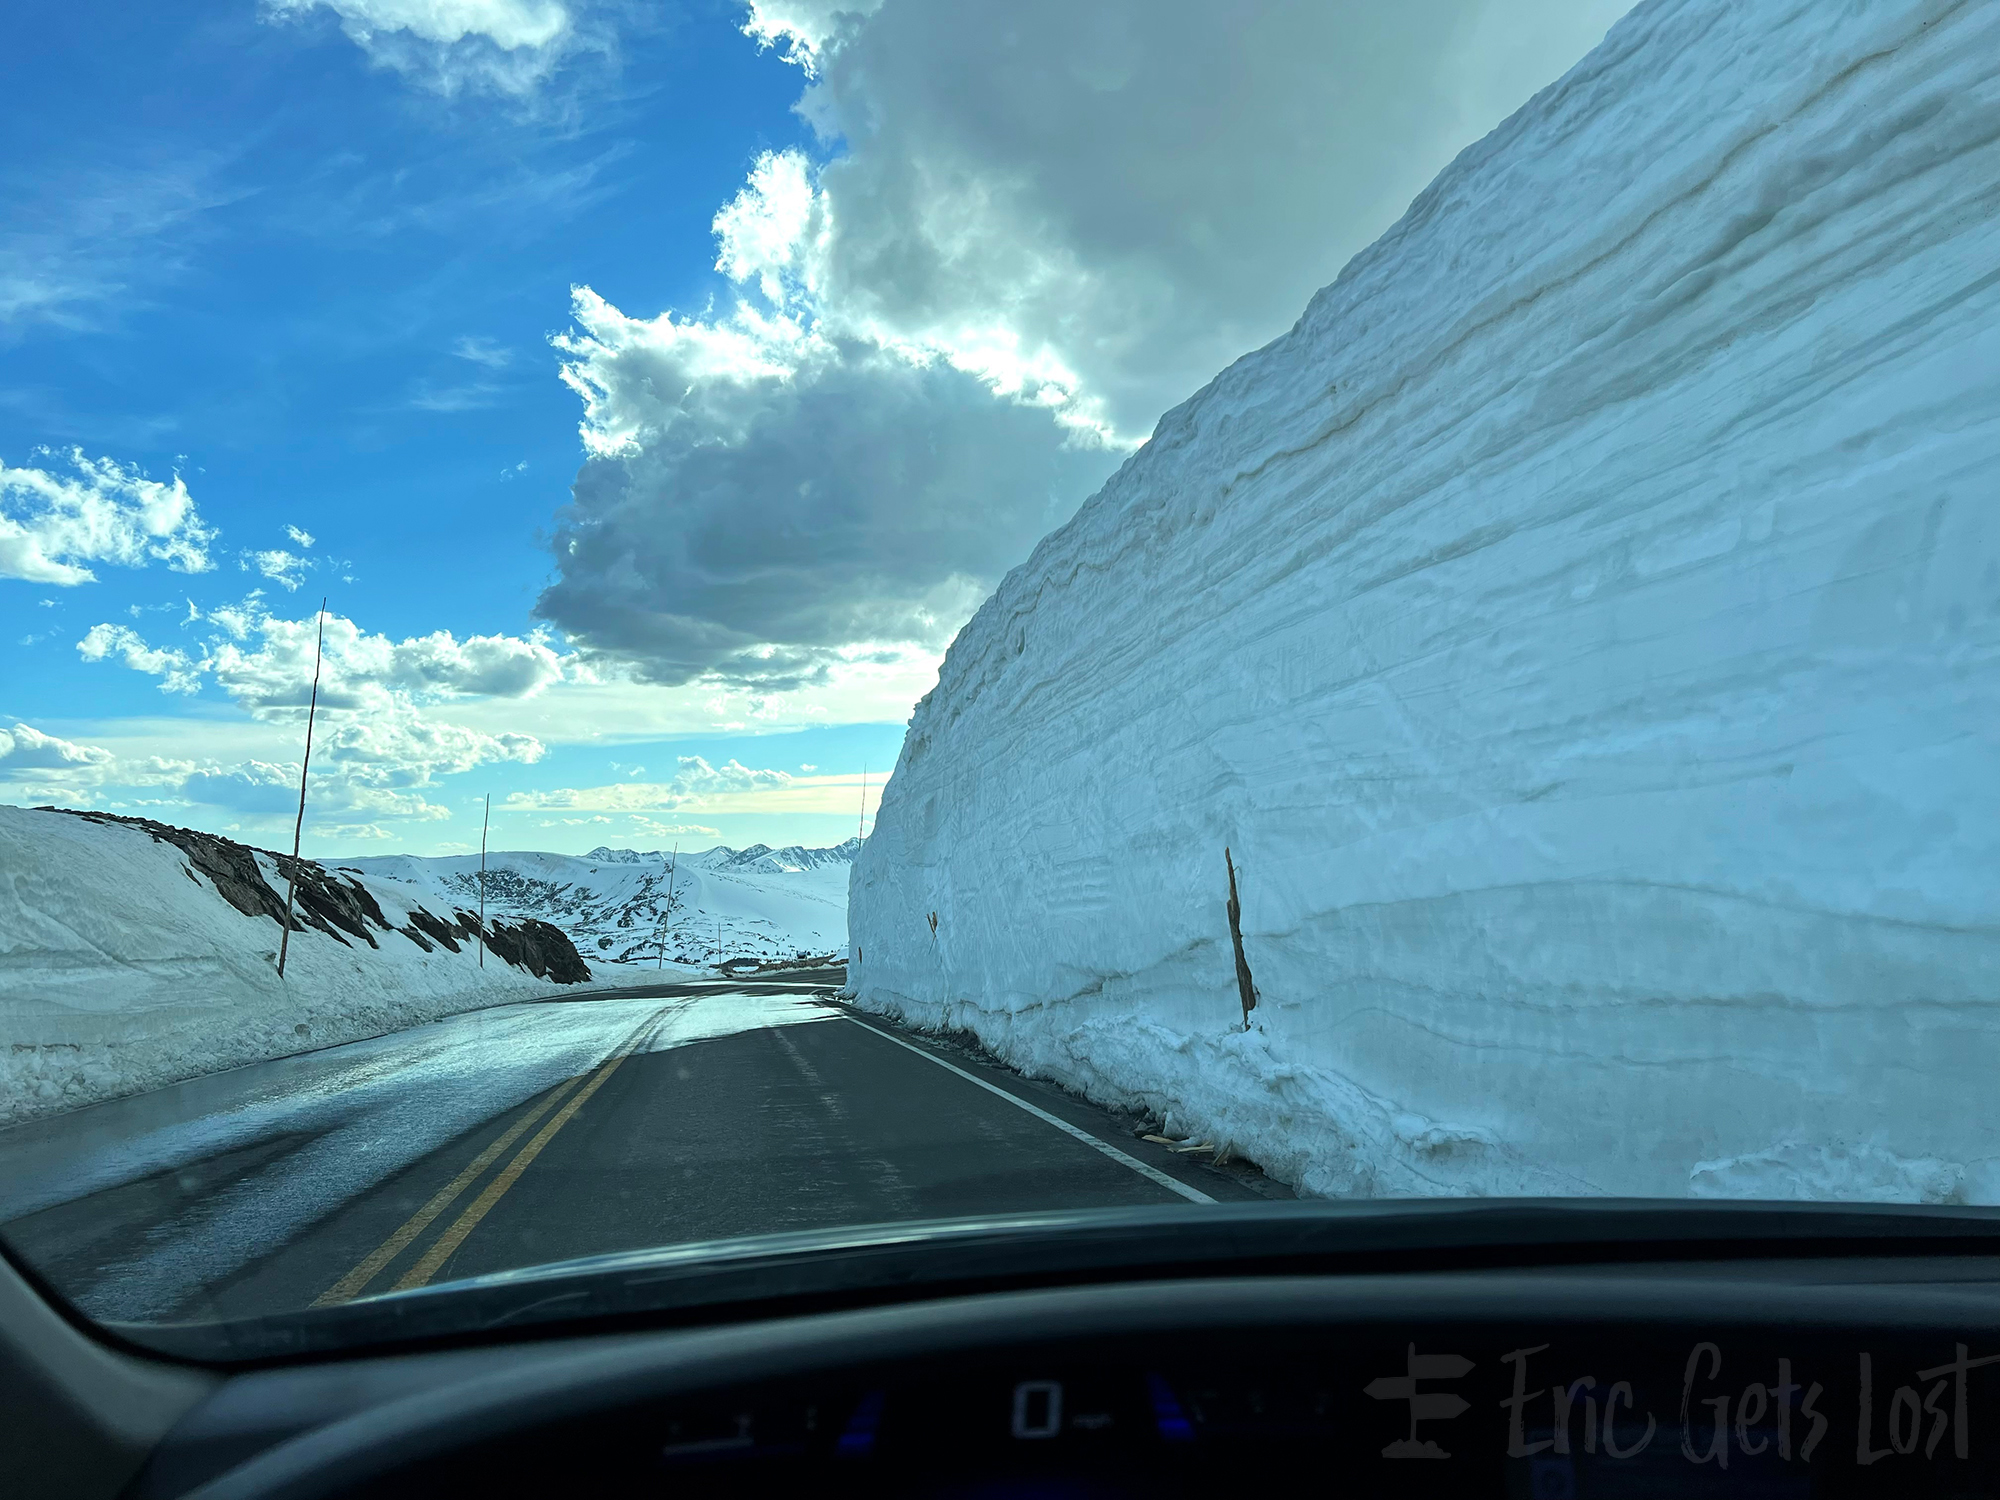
[841,1016,1216,1206]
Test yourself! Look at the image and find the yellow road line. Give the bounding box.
[313,1005,676,1307]
[312,1073,587,1308]
[390,1010,671,1292]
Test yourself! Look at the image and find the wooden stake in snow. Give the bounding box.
[276,599,328,980]
[1225,846,1257,1029]
[477,794,490,968]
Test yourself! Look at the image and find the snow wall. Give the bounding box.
[848,0,2000,1204]
[1,806,588,1124]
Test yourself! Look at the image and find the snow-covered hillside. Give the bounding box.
[342,839,854,972]
[850,0,2000,1204]
[0,806,591,1123]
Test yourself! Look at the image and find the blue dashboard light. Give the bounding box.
[836,1390,886,1457]
[1145,1373,1195,1443]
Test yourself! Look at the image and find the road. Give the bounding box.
[0,985,1272,1324]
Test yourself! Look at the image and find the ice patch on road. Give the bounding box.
[0,991,841,1319]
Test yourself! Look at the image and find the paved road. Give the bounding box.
[0,986,1270,1324]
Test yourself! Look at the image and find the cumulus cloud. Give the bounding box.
[178,599,571,710]
[0,723,114,777]
[1,450,215,586]
[177,761,453,821]
[504,755,791,813]
[76,624,204,693]
[542,284,1113,687]
[77,599,560,823]
[285,524,316,547]
[537,0,1632,686]
[264,0,593,97]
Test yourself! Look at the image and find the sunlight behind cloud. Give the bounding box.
[537,0,1636,692]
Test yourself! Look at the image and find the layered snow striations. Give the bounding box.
[848,0,2000,1203]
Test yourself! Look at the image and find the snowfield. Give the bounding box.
[0,806,591,1124]
[341,840,854,975]
[849,0,2000,1203]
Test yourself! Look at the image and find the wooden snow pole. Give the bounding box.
[276,599,327,980]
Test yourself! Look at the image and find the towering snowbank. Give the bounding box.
[849,0,2000,1204]
[0,806,589,1123]
[343,840,853,969]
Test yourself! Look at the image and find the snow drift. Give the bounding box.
[849,0,2000,1203]
[0,806,590,1124]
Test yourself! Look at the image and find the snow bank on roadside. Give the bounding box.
[849,0,2000,1204]
[0,806,589,1124]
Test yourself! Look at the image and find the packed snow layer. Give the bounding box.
[342,842,853,970]
[0,806,589,1124]
[849,0,2000,1205]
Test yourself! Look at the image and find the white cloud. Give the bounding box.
[285,524,316,548]
[537,0,1633,686]
[264,0,589,97]
[76,624,204,694]
[0,450,215,586]
[0,723,114,778]
[739,0,880,71]
[241,548,310,590]
[630,816,721,839]
[76,599,561,824]
[160,599,572,710]
[177,759,454,821]
[504,755,791,813]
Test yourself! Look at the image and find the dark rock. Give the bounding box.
[38,807,590,984]
[483,918,592,984]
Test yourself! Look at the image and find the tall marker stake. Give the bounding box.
[656,843,678,970]
[858,764,868,843]
[277,599,327,979]
[478,794,490,968]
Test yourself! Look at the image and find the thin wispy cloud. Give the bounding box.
[0,156,244,335]
[454,335,513,368]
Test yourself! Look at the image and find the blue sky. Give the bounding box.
[1,0,1628,857]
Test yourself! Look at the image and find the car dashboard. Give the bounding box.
[127,1255,2000,1500]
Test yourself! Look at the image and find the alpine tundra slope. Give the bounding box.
[342,839,854,972]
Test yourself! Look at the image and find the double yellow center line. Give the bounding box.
[314,1007,674,1307]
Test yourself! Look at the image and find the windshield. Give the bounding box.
[4,0,1995,1357]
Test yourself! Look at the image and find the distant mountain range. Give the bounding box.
[583,840,860,875]
[342,841,857,970]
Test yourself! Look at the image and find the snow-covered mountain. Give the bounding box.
[1,806,591,1124]
[584,841,859,876]
[850,0,2000,1203]
[342,840,855,970]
